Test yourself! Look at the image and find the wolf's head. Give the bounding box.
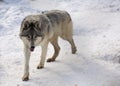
[20,15,50,52]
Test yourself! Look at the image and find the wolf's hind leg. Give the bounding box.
[47,37,60,62]
[66,37,77,54]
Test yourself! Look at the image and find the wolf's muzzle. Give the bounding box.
[30,46,35,52]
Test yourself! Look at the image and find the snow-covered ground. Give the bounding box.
[1,0,120,86]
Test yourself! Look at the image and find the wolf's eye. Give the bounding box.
[23,28,28,31]
[39,34,43,37]
[34,35,37,38]
[24,24,28,30]
[27,35,31,39]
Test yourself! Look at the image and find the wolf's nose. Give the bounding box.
[31,46,35,49]
[30,46,35,52]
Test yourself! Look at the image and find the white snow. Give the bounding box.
[1,0,120,86]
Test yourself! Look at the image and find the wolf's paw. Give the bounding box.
[37,65,44,69]
[22,75,29,81]
[72,47,77,54]
[47,58,55,62]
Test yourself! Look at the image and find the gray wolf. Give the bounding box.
[19,10,77,81]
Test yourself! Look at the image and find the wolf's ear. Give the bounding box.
[34,21,42,32]
[20,21,29,36]
[23,21,29,30]
[35,21,40,29]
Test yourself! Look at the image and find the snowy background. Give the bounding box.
[1,0,120,86]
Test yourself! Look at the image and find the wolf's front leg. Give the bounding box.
[22,46,31,81]
[37,42,48,69]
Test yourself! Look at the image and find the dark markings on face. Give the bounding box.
[20,14,50,42]
[20,21,44,41]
